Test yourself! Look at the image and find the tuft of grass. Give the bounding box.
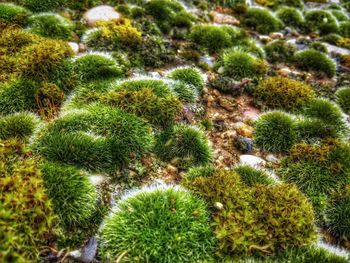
[167,67,204,92]
[0,112,40,141]
[254,111,297,152]
[188,24,242,53]
[278,140,350,218]
[33,104,154,172]
[145,0,195,33]
[0,3,30,26]
[99,185,215,262]
[304,10,339,35]
[336,87,350,114]
[264,40,297,63]
[302,98,348,138]
[294,49,336,77]
[41,161,98,229]
[155,124,212,168]
[243,7,283,34]
[28,13,73,40]
[220,49,268,80]
[74,54,123,82]
[276,6,304,28]
[234,165,275,186]
[325,186,350,239]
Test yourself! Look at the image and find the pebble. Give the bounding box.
[83,5,120,27]
[269,32,284,39]
[266,154,279,163]
[166,164,178,175]
[214,202,224,210]
[211,11,240,25]
[68,42,79,54]
[239,154,266,168]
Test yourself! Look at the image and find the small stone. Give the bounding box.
[211,11,240,25]
[199,56,215,68]
[266,154,279,163]
[217,66,225,74]
[239,155,266,168]
[242,106,260,121]
[218,97,237,112]
[83,5,121,27]
[235,136,254,154]
[206,95,215,107]
[79,43,87,52]
[278,67,292,77]
[89,175,106,186]
[212,89,221,97]
[233,122,253,137]
[214,202,224,210]
[68,42,79,54]
[259,35,272,44]
[269,32,284,39]
[166,164,178,175]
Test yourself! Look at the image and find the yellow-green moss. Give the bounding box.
[254,77,315,111]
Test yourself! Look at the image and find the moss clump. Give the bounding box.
[0,112,40,140]
[331,10,349,23]
[0,139,56,262]
[183,169,316,258]
[310,42,328,53]
[303,98,348,138]
[189,24,242,53]
[115,79,173,97]
[74,54,123,82]
[99,185,215,262]
[155,124,212,168]
[294,49,336,77]
[34,104,154,172]
[84,18,142,51]
[0,79,66,118]
[136,35,175,68]
[264,40,297,63]
[41,161,98,229]
[279,141,350,195]
[254,111,297,152]
[274,246,349,263]
[276,6,304,28]
[20,38,74,79]
[296,117,338,143]
[102,87,182,126]
[339,21,350,38]
[234,165,275,186]
[0,3,30,26]
[254,76,314,111]
[0,79,40,115]
[28,13,73,40]
[167,67,204,91]
[304,10,339,35]
[170,81,198,103]
[145,0,195,33]
[14,0,65,12]
[220,49,268,80]
[336,87,350,114]
[325,186,350,239]
[243,7,282,34]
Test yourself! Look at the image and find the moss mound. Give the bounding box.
[254,76,314,111]
[183,169,316,258]
[99,185,215,262]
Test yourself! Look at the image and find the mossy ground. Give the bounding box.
[1,0,350,262]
